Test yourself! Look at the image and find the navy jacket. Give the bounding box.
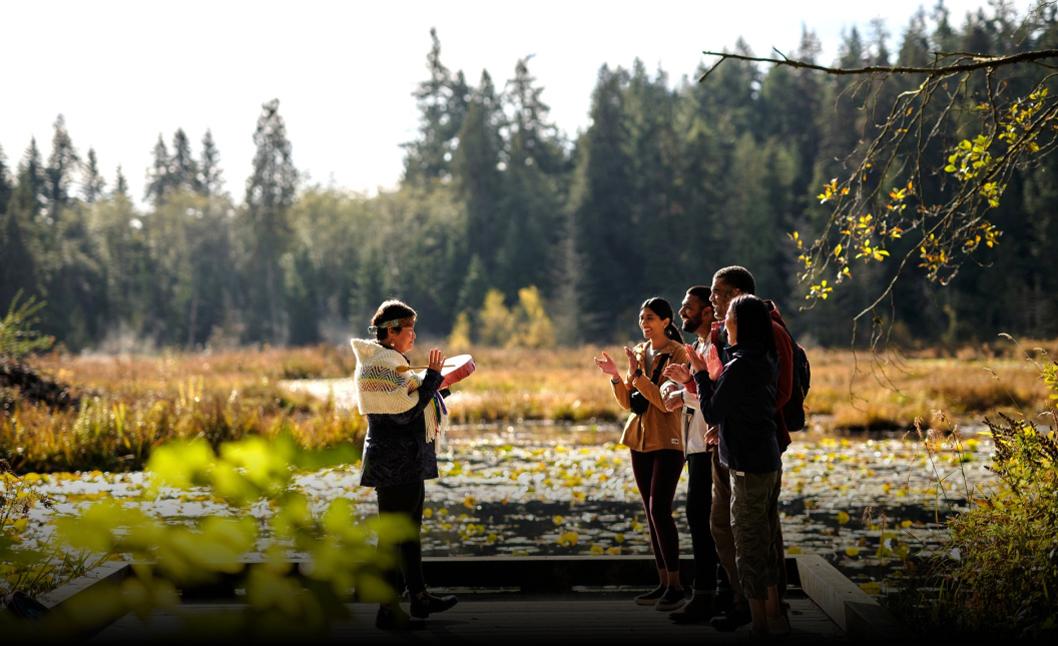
[693,344,781,474]
[359,368,443,488]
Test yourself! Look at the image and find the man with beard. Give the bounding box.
[703,265,794,634]
[660,285,728,623]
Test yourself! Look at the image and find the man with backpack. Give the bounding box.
[701,265,806,634]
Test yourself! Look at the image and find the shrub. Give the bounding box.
[892,355,1058,639]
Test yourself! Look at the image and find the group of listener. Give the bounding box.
[350,265,795,638]
[593,265,794,638]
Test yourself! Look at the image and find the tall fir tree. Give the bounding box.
[113,166,129,198]
[0,145,37,309]
[170,128,198,192]
[240,99,298,344]
[81,148,106,203]
[144,135,172,205]
[451,70,506,283]
[198,129,224,197]
[402,28,467,184]
[567,65,638,341]
[498,56,569,298]
[44,115,79,219]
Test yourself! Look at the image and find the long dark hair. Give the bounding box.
[641,297,683,343]
[728,294,775,357]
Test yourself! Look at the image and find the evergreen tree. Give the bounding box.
[451,70,506,279]
[44,115,79,217]
[624,60,682,295]
[113,166,129,198]
[402,29,466,184]
[91,186,151,339]
[0,145,37,309]
[198,129,224,197]
[239,99,298,344]
[14,140,46,223]
[144,135,172,205]
[499,56,569,297]
[170,128,198,192]
[81,148,106,203]
[0,145,12,213]
[283,247,320,345]
[567,65,638,341]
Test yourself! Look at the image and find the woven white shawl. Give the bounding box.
[349,338,447,443]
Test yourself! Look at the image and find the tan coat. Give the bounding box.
[611,338,689,453]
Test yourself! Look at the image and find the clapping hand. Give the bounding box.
[685,343,708,373]
[593,351,620,378]
[624,346,640,374]
[663,392,684,412]
[662,363,692,385]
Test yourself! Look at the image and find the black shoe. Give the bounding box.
[669,591,716,623]
[376,603,411,630]
[634,584,667,606]
[710,602,751,632]
[714,587,734,613]
[409,590,458,618]
[655,587,687,612]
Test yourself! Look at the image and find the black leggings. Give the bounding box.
[686,452,721,592]
[630,449,685,575]
[376,481,426,596]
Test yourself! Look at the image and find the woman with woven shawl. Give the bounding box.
[350,299,457,629]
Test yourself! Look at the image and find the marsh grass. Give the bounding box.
[2,348,364,473]
[1,342,1053,473]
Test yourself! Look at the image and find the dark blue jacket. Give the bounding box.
[693,344,781,473]
[360,368,443,488]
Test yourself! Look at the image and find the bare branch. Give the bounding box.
[697,48,1058,82]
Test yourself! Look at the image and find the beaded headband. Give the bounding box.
[368,317,415,334]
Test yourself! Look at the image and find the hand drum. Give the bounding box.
[439,354,476,389]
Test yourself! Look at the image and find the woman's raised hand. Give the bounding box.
[593,351,620,378]
[685,343,707,373]
[662,363,692,385]
[427,348,446,373]
[624,346,640,374]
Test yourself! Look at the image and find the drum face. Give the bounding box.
[440,354,476,389]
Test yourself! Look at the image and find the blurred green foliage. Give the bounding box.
[1,434,413,640]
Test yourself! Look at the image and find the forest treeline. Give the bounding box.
[2,2,1057,351]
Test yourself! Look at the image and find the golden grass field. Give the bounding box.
[1,339,1055,473]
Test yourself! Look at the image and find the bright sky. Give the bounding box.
[0,0,1023,205]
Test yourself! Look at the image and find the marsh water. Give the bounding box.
[25,417,996,597]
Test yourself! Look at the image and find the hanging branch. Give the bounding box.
[698,48,1058,81]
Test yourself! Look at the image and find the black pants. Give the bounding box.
[376,480,426,596]
[630,449,685,574]
[686,451,722,593]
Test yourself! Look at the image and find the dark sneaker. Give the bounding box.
[669,591,716,623]
[655,587,687,612]
[710,602,752,631]
[634,584,667,606]
[409,591,458,618]
[375,603,411,630]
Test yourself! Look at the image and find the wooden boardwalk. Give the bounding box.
[93,590,846,644]
[37,556,897,643]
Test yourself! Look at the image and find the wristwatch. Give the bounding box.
[633,368,643,379]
